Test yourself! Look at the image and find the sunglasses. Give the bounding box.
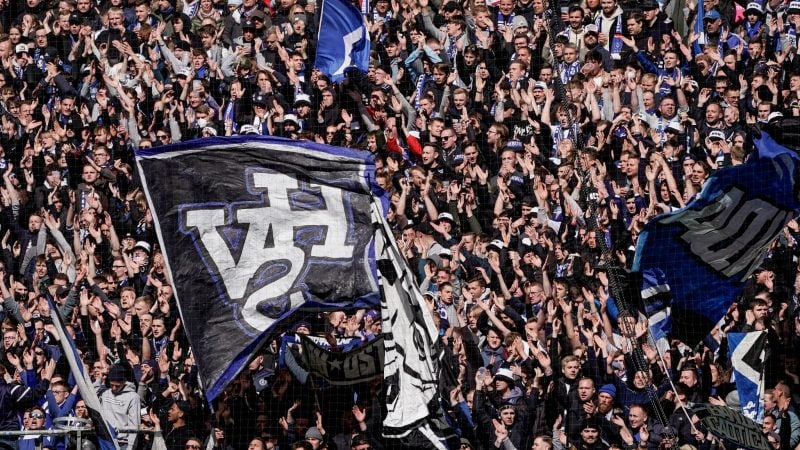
[30,413,45,419]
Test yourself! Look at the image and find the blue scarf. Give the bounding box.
[497,11,515,27]
[659,67,680,97]
[597,15,624,60]
[745,20,762,39]
[560,61,580,84]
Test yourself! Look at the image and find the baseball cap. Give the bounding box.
[15,44,29,55]
[640,0,660,10]
[133,241,151,253]
[293,94,312,107]
[708,130,725,141]
[704,9,721,21]
[435,212,456,224]
[488,239,505,251]
[584,24,599,35]
[240,124,260,135]
[746,2,764,13]
[283,114,300,126]
[253,93,268,106]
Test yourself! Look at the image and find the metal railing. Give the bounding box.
[0,419,160,450]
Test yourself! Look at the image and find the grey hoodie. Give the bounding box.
[99,381,141,450]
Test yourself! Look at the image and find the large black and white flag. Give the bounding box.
[135,136,381,400]
[373,206,456,450]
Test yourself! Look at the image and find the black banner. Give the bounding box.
[693,404,769,450]
[300,335,384,385]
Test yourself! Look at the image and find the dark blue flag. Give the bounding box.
[315,0,370,81]
[634,132,800,345]
[135,136,382,400]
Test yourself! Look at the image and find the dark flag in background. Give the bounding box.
[135,136,382,400]
[633,132,800,345]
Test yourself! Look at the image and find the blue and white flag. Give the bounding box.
[135,136,383,400]
[315,0,370,82]
[634,132,800,345]
[640,268,672,355]
[727,331,766,422]
[47,298,119,450]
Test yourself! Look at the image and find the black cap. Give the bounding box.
[242,19,256,30]
[351,435,370,447]
[69,13,83,25]
[640,0,659,9]
[580,417,603,431]
[253,93,268,106]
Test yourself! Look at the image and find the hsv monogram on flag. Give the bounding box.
[135,136,381,400]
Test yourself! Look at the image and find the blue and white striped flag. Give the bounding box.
[727,331,766,422]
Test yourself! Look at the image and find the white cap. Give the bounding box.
[746,2,764,13]
[240,124,259,135]
[488,239,505,250]
[768,111,784,122]
[436,212,455,223]
[283,114,300,125]
[134,241,151,253]
[293,93,312,106]
[708,130,726,141]
[495,368,516,381]
[15,44,28,54]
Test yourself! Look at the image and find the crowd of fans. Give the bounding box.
[0,0,798,449]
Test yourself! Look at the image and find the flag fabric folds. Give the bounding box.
[640,268,672,355]
[47,298,119,450]
[692,404,769,450]
[373,204,456,449]
[727,331,767,422]
[299,334,384,385]
[135,136,381,400]
[315,0,370,81]
[633,132,800,345]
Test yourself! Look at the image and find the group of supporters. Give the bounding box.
[0,0,798,449]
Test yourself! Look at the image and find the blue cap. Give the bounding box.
[703,9,721,21]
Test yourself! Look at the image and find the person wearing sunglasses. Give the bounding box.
[19,406,54,450]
